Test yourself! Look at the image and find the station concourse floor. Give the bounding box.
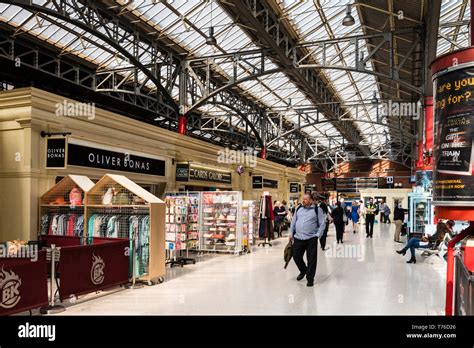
[56,222,446,315]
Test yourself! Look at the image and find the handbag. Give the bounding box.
[343,214,348,223]
[114,192,131,205]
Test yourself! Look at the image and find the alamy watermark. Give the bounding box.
[217,147,258,168]
[0,244,38,262]
[55,100,95,120]
[380,100,421,120]
[324,243,365,262]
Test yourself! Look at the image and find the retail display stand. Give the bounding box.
[85,174,165,285]
[242,200,258,252]
[407,191,434,238]
[39,175,94,241]
[199,191,242,254]
[164,193,197,267]
[257,192,273,247]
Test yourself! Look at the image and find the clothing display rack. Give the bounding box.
[39,175,94,243]
[85,174,165,285]
[164,193,196,267]
[257,192,273,247]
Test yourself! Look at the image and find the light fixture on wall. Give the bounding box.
[342,4,355,26]
[40,131,71,138]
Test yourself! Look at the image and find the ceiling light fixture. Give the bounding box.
[206,0,217,46]
[206,26,217,46]
[342,4,355,26]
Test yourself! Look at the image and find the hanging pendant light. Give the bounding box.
[206,0,217,46]
[206,26,217,45]
[342,4,355,26]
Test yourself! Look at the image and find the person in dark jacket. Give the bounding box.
[396,220,454,263]
[318,201,331,250]
[393,204,406,243]
[273,201,286,238]
[332,201,345,244]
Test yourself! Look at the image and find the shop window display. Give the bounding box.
[85,174,165,283]
[39,175,94,240]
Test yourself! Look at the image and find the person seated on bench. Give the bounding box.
[395,220,454,264]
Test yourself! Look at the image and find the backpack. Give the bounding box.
[295,204,320,229]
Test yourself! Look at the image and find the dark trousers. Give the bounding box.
[320,223,329,250]
[366,215,375,236]
[293,236,318,281]
[403,237,430,258]
[335,221,344,242]
[274,219,284,238]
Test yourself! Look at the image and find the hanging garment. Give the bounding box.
[129,216,141,277]
[49,215,59,235]
[41,215,50,235]
[88,214,96,238]
[139,216,150,276]
[74,215,84,237]
[107,216,118,238]
[67,214,76,236]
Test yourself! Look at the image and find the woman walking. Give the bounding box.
[350,201,360,233]
[332,201,345,244]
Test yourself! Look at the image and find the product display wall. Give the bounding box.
[200,191,243,253]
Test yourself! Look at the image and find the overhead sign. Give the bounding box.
[321,178,336,191]
[46,137,67,169]
[67,143,165,176]
[252,176,263,189]
[177,163,232,184]
[176,163,190,182]
[263,178,278,189]
[189,165,232,184]
[289,182,299,193]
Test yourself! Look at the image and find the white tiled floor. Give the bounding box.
[56,222,447,315]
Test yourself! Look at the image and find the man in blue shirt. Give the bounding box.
[289,193,326,287]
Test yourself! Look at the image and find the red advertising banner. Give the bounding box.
[0,251,48,315]
[58,238,129,300]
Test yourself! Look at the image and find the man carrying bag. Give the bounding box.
[288,194,326,287]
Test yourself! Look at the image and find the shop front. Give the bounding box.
[0,88,174,242]
[0,87,307,245]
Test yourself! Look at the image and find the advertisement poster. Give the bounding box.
[415,171,433,192]
[433,66,474,204]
